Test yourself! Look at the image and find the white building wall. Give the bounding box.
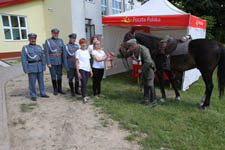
[70,0,86,42]
[70,0,141,44]
[84,0,103,36]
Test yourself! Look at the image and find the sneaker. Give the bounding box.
[175,96,181,101]
[83,97,88,104]
[159,98,166,103]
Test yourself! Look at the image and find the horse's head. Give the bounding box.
[119,42,129,54]
[123,28,136,43]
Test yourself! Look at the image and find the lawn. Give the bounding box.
[89,71,225,150]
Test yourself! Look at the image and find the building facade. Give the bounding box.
[0,0,140,58]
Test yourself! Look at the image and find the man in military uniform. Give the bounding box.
[21,33,49,101]
[45,28,65,95]
[63,33,81,96]
[112,39,157,108]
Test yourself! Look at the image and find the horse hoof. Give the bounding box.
[198,100,204,106]
[176,96,181,101]
[199,105,208,110]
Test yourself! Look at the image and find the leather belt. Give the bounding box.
[67,56,75,60]
[50,53,62,56]
[28,59,42,63]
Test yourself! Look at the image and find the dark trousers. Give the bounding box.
[156,69,180,99]
[92,68,104,95]
[79,69,90,98]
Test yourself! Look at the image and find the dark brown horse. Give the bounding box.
[122,29,225,109]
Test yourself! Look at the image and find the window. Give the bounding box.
[112,0,122,14]
[101,0,108,16]
[1,14,28,41]
[85,19,95,45]
[86,0,95,3]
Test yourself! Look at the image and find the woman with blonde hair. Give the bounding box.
[92,40,107,97]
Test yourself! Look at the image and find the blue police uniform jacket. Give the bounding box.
[44,38,64,65]
[63,42,79,69]
[21,44,46,73]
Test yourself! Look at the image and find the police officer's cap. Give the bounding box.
[28,33,37,38]
[69,33,77,39]
[160,35,170,43]
[51,28,60,33]
[126,39,137,47]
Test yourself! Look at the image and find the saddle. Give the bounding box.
[161,35,192,56]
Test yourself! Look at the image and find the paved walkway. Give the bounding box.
[0,64,23,150]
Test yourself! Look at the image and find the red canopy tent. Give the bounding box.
[102,0,207,91]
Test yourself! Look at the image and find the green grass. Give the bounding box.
[91,72,225,150]
[20,103,38,112]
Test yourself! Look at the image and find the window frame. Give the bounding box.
[101,0,108,16]
[1,14,29,41]
[112,0,122,15]
[86,0,95,4]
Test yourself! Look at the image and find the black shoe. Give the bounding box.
[69,82,75,96]
[31,97,37,101]
[75,90,81,95]
[57,79,65,94]
[52,80,58,95]
[53,89,58,95]
[139,100,147,104]
[75,82,81,95]
[41,95,49,98]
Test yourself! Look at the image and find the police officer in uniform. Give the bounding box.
[63,33,81,96]
[112,39,157,108]
[45,28,65,95]
[21,33,49,101]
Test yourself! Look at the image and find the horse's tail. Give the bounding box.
[217,43,225,98]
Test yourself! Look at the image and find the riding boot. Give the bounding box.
[69,82,75,96]
[140,86,149,104]
[148,85,157,108]
[75,81,81,95]
[52,80,58,95]
[57,79,65,94]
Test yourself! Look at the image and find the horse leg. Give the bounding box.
[165,70,180,100]
[201,72,214,109]
[198,93,206,106]
[156,70,166,102]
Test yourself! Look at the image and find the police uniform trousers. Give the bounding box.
[49,65,62,80]
[28,72,46,98]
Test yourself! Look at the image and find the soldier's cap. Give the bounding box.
[160,35,170,43]
[69,33,77,39]
[126,39,137,47]
[28,33,37,38]
[51,28,60,33]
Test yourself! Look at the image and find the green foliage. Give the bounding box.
[92,72,225,150]
[201,16,217,39]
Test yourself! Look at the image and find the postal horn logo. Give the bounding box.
[196,20,199,25]
[121,17,131,23]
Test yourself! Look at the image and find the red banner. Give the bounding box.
[102,14,206,29]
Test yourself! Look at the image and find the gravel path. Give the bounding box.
[5,68,140,150]
[0,64,23,150]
